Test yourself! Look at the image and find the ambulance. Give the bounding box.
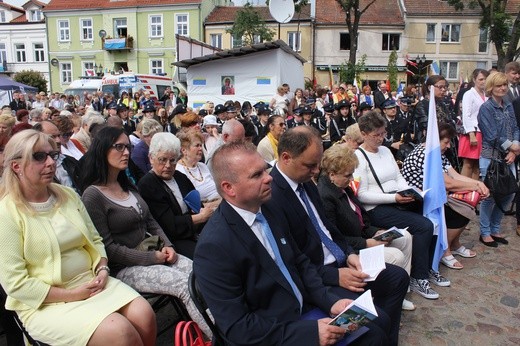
[63,77,102,102]
[101,72,184,105]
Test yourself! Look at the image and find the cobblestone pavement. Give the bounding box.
[399,214,520,345]
[2,215,519,346]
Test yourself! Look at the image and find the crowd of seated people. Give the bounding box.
[0,63,519,345]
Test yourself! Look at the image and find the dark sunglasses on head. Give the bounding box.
[33,151,60,162]
[112,143,132,152]
[60,132,74,138]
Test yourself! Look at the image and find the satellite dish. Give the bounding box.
[99,29,107,38]
[269,0,295,24]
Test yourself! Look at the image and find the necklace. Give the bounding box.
[181,159,204,182]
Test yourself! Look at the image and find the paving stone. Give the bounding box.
[500,295,519,308]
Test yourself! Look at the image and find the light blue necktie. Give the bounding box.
[297,184,347,265]
[255,212,303,309]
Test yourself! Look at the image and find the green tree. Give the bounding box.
[387,50,398,91]
[226,3,275,46]
[336,0,378,65]
[338,54,367,84]
[13,70,47,93]
[447,0,519,69]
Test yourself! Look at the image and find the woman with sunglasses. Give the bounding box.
[79,126,212,338]
[0,129,156,345]
[53,115,85,159]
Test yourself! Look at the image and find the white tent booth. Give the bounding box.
[173,40,306,109]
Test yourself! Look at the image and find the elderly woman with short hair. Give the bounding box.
[176,128,221,203]
[318,145,414,310]
[131,118,163,175]
[0,114,16,137]
[138,133,216,259]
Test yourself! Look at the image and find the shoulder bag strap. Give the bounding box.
[357,147,385,193]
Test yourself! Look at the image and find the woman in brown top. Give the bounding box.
[80,126,211,338]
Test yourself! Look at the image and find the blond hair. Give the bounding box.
[0,129,65,212]
[321,145,359,175]
[485,71,508,97]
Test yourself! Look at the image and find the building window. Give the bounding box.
[0,11,5,23]
[30,9,42,22]
[210,34,222,49]
[478,28,488,53]
[175,14,188,36]
[426,24,436,42]
[80,18,93,41]
[150,59,163,75]
[15,44,26,62]
[34,43,45,62]
[441,24,460,42]
[476,61,487,70]
[58,20,70,42]
[339,33,351,50]
[150,15,163,38]
[382,33,400,51]
[440,61,458,80]
[288,32,301,52]
[114,18,127,38]
[83,61,95,76]
[60,62,72,84]
[231,35,243,48]
[0,43,7,64]
[252,35,262,44]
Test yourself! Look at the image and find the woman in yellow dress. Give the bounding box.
[0,129,156,346]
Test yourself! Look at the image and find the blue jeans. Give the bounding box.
[368,205,434,280]
[479,157,516,237]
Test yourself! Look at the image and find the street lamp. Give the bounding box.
[415,54,427,96]
[94,63,103,77]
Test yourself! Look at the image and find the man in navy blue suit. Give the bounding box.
[194,142,388,345]
[264,126,408,345]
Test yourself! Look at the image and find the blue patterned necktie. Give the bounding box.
[297,184,347,265]
[255,212,303,310]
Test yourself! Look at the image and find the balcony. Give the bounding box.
[103,36,133,52]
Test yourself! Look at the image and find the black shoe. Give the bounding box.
[479,236,498,248]
[491,235,509,245]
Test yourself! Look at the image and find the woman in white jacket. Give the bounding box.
[459,69,490,179]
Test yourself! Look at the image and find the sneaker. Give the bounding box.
[429,270,451,287]
[410,277,439,299]
[402,298,416,311]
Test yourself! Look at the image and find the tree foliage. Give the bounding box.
[447,0,520,69]
[387,50,398,91]
[226,3,275,46]
[339,54,367,84]
[336,0,378,65]
[13,70,47,93]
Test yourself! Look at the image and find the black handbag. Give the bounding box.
[484,158,518,210]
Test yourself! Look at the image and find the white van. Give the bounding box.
[63,77,103,102]
[101,72,185,105]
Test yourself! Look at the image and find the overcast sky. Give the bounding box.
[4,0,50,7]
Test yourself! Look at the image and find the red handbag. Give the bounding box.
[174,321,211,346]
[449,191,481,208]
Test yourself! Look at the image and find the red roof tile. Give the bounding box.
[315,0,404,26]
[0,2,24,13]
[10,15,28,23]
[403,0,519,16]
[44,0,200,11]
[205,5,311,24]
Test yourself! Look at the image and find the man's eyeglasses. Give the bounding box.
[111,143,132,152]
[434,84,448,90]
[368,131,387,139]
[32,151,60,162]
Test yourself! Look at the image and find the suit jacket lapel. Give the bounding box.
[270,166,323,246]
[220,201,297,298]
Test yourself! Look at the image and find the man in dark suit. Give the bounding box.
[504,61,519,104]
[194,142,388,345]
[264,126,408,345]
[374,81,389,109]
